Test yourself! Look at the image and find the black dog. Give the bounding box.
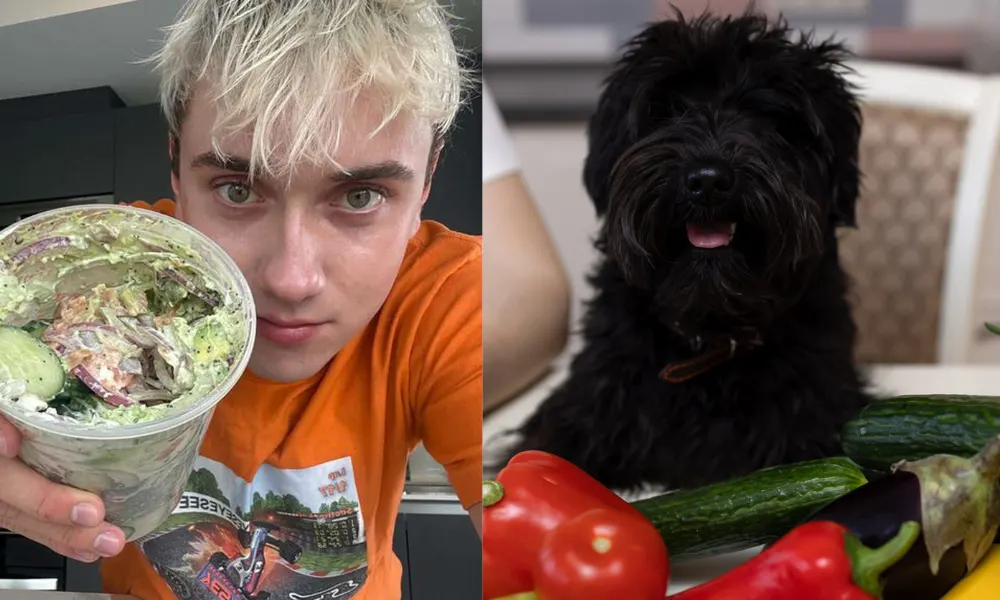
[501,12,874,491]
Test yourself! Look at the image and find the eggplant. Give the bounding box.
[806,435,1000,600]
[809,471,968,599]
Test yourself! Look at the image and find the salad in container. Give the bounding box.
[0,205,255,540]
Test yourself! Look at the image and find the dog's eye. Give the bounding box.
[646,97,690,124]
[746,92,824,143]
[756,105,820,144]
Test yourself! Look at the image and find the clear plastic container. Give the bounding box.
[0,205,256,540]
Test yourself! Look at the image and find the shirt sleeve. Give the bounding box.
[411,251,483,509]
[125,198,176,216]
[482,81,521,184]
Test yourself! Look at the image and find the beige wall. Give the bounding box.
[509,124,599,331]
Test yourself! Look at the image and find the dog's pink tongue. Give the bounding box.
[686,223,733,248]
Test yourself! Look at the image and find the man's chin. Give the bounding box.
[245,345,335,383]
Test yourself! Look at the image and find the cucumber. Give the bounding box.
[842,395,1000,471]
[629,457,867,561]
[0,326,65,400]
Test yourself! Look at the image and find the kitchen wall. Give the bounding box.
[485,0,1000,119]
[486,0,988,65]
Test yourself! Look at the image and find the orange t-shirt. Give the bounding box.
[101,199,483,599]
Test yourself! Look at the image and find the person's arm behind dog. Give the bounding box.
[482,83,571,411]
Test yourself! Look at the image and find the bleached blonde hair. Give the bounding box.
[151,0,470,179]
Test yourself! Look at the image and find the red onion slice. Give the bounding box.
[44,323,120,355]
[101,311,158,348]
[127,389,173,404]
[118,357,144,375]
[162,269,219,307]
[152,353,175,390]
[70,365,133,408]
[10,237,73,265]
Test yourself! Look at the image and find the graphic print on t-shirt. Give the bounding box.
[138,456,367,600]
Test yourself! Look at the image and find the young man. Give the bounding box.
[0,1,482,598]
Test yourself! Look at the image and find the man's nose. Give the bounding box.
[261,220,325,304]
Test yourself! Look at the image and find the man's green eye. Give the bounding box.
[345,189,383,211]
[221,183,253,204]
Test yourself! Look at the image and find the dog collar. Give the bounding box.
[659,323,763,383]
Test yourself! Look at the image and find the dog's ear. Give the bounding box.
[584,17,691,216]
[830,149,860,227]
[809,45,863,228]
[826,100,861,227]
[582,78,637,216]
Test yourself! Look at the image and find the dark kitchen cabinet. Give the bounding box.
[0,111,115,205]
[422,60,482,236]
[406,513,482,600]
[114,104,174,204]
[393,514,412,600]
[0,532,63,590]
[65,556,103,592]
[0,530,104,591]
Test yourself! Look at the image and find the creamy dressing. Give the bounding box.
[0,211,246,427]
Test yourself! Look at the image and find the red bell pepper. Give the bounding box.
[669,520,921,600]
[483,539,533,599]
[482,450,669,600]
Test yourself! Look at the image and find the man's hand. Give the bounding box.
[0,417,126,562]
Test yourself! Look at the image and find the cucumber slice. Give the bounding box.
[0,326,65,400]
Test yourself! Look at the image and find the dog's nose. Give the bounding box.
[685,165,735,200]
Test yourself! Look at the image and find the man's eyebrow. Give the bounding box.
[189,154,417,183]
[191,152,252,174]
[332,161,415,183]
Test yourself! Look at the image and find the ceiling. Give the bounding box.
[0,0,138,27]
[0,0,481,106]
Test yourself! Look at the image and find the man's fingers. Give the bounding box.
[0,417,21,458]
[0,424,125,560]
[73,550,101,563]
[0,503,124,559]
[0,456,105,527]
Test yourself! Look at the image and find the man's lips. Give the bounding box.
[256,316,327,345]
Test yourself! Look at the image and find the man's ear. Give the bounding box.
[412,148,440,236]
[169,136,181,199]
[420,147,441,205]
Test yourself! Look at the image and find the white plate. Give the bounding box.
[666,547,763,593]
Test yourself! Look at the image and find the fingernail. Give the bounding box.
[70,503,101,527]
[0,434,8,457]
[94,532,123,556]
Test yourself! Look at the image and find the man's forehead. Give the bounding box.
[180,83,434,176]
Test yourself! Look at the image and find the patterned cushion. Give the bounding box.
[838,102,968,364]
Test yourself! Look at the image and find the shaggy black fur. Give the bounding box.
[500,11,875,491]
